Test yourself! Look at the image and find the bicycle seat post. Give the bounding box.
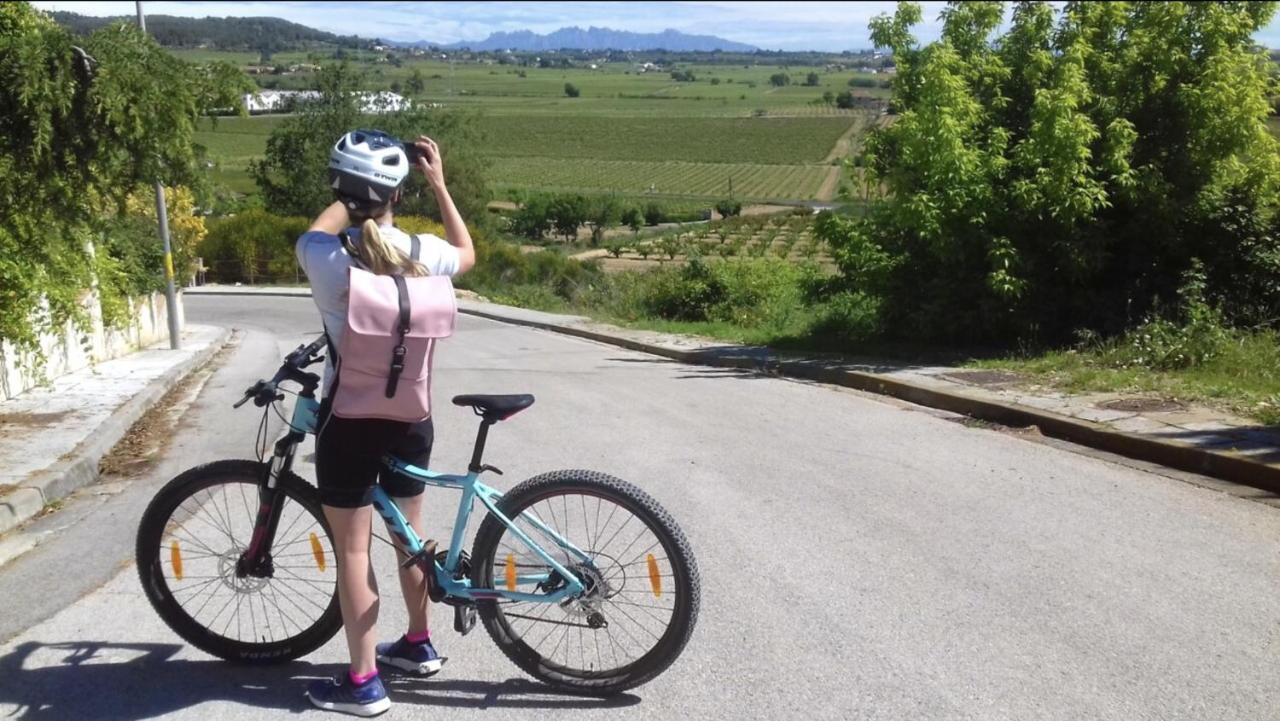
[468,419,494,474]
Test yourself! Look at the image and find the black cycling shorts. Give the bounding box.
[314,399,433,508]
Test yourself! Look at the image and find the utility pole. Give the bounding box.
[135,1,181,349]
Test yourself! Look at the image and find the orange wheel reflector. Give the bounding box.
[646,553,662,598]
[505,553,517,591]
[310,533,326,572]
[170,540,183,581]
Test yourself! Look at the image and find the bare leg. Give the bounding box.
[390,493,431,636]
[323,504,379,675]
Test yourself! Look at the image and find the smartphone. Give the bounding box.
[402,141,426,164]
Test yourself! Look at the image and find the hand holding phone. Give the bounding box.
[406,136,445,190]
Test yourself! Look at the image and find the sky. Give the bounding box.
[31,1,1280,51]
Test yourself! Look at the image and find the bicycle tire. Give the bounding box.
[136,459,342,663]
[470,470,701,695]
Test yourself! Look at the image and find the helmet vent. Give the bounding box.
[338,138,346,151]
[382,155,400,166]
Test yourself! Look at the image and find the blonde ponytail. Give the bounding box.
[355,219,429,277]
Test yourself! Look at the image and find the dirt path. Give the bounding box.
[822,115,866,164]
[816,166,842,202]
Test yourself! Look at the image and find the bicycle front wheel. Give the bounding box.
[136,460,342,663]
[471,470,701,695]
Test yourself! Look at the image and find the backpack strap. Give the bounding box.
[385,274,411,398]
[410,234,421,261]
[339,230,372,271]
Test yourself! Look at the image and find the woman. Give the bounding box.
[296,129,475,716]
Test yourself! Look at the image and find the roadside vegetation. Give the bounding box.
[14,1,1280,426]
[0,3,249,349]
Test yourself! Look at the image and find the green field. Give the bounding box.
[473,115,851,164]
[490,158,834,201]
[191,52,884,204]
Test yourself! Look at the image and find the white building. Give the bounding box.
[242,90,320,113]
[241,90,410,114]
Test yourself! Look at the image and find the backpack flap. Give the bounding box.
[335,266,457,422]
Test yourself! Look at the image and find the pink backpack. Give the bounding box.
[332,251,457,423]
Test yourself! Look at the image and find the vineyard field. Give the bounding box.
[474,115,854,164]
[490,158,833,201]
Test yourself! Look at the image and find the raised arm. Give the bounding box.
[308,200,352,235]
[414,136,476,274]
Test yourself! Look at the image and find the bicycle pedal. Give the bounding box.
[454,604,477,636]
[400,539,438,570]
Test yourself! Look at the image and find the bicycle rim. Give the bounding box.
[146,471,337,650]
[479,484,689,681]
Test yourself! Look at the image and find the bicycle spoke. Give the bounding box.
[485,488,687,679]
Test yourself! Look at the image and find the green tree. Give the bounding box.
[584,195,622,246]
[643,202,664,226]
[509,194,552,240]
[250,62,490,221]
[407,67,425,95]
[715,199,743,218]
[564,82,580,97]
[548,194,587,242]
[769,72,791,87]
[804,71,820,86]
[823,0,1280,343]
[0,3,245,348]
[620,206,643,236]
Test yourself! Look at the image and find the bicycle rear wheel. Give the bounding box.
[470,470,700,695]
[136,460,342,663]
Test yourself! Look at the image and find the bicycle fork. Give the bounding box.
[238,430,306,578]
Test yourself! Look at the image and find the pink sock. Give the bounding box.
[349,668,378,686]
[405,629,430,644]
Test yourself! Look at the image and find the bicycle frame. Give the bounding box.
[275,396,592,604]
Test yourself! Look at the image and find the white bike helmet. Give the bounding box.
[329,129,410,211]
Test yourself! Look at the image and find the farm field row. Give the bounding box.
[473,115,855,164]
[489,158,834,201]
[197,114,858,165]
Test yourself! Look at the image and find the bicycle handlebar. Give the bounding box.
[234,335,326,408]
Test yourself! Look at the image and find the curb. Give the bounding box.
[185,287,310,298]
[187,287,1280,495]
[458,307,1280,496]
[0,327,233,537]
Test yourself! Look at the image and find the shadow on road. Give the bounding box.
[0,641,638,718]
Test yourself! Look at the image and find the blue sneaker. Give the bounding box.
[376,635,445,675]
[305,674,391,717]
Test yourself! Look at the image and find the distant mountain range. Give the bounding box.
[418,26,758,53]
[49,11,758,54]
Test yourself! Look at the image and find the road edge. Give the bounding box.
[0,327,233,537]
[455,306,1280,496]
[186,287,1280,495]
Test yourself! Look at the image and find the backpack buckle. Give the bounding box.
[390,344,406,372]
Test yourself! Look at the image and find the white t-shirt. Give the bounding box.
[296,224,461,394]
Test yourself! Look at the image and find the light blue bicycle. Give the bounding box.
[136,337,700,694]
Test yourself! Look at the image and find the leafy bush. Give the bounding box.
[201,209,309,284]
[460,238,602,304]
[845,1,1280,345]
[0,4,245,349]
[715,199,743,218]
[1106,262,1232,370]
[610,258,807,328]
[564,82,580,98]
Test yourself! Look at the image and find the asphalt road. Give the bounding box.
[1,295,1277,721]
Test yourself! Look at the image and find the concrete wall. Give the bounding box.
[0,290,185,402]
